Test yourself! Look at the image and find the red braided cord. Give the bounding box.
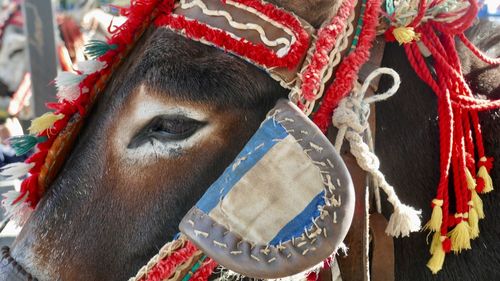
[435,65,453,235]
[402,30,456,228]
[462,112,476,172]
[453,107,470,216]
[419,34,471,97]
[435,60,455,206]
[417,30,500,111]
[312,0,382,132]
[422,24,447,59]
[409,0,427,27]
[402,0,500,233]
[435,0,478,35]
[424,25,490,161]
[450,135,462,225]
[404,43,441,95]
[439,32,461,72]
[458,33,500,65]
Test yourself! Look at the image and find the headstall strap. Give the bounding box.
[157,0,315,88]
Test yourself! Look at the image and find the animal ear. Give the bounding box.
[179,99,354,279]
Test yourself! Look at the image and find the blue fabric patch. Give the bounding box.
[196,118,288,213]
[269,190,325,245]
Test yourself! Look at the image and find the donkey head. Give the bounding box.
[1,1,342,280]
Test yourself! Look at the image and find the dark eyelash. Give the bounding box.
[128,115,206,149]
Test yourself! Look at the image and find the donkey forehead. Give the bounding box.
[129,27,286,108]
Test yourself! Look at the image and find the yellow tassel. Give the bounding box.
[448,220,471,253]
[393,26,421,45]
[429,231,441,254]
[468,208,479,239]
[471,190,484,219]
[28,112,64,134]
[465,169,476,191]
[427,239,445,274]
[478,164,493,193]
[423,199,443,232]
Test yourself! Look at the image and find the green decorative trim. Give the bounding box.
[10,135,48,156]
[181,255,207,281]
[349,0,367,54]
[84,40,118,59]
[385,0,395,16]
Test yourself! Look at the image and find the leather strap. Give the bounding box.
[169,0,315,88]
[334,36,394,281]
[370,213,395,281]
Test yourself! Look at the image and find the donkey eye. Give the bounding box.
[128,115,205,148]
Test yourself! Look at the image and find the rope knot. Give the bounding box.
[331,95,370,134]
[332,67,401,151]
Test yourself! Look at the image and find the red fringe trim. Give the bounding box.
[17,0,166,208]
[143,240,198,281]
[299,0,357,101]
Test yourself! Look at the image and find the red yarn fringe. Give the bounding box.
[312,0,382,132]
[143,240,198,281]
[299,0,357,101]
[189,257,218,281]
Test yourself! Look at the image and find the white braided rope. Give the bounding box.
[332,67,421,238]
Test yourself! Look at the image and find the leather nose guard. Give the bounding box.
[180,99,354,279]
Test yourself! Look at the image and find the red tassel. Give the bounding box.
[442,237,452,253]
[384,26,396,42]
[476,177,485,193]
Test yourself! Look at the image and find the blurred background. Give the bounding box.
[0,0,497,247]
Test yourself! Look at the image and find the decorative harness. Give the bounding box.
[1,0,500,280]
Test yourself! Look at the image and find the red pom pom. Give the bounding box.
[442,237,452,253]
[384,26,396,42]
[476,177,485,193]
[479,157,494,171]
